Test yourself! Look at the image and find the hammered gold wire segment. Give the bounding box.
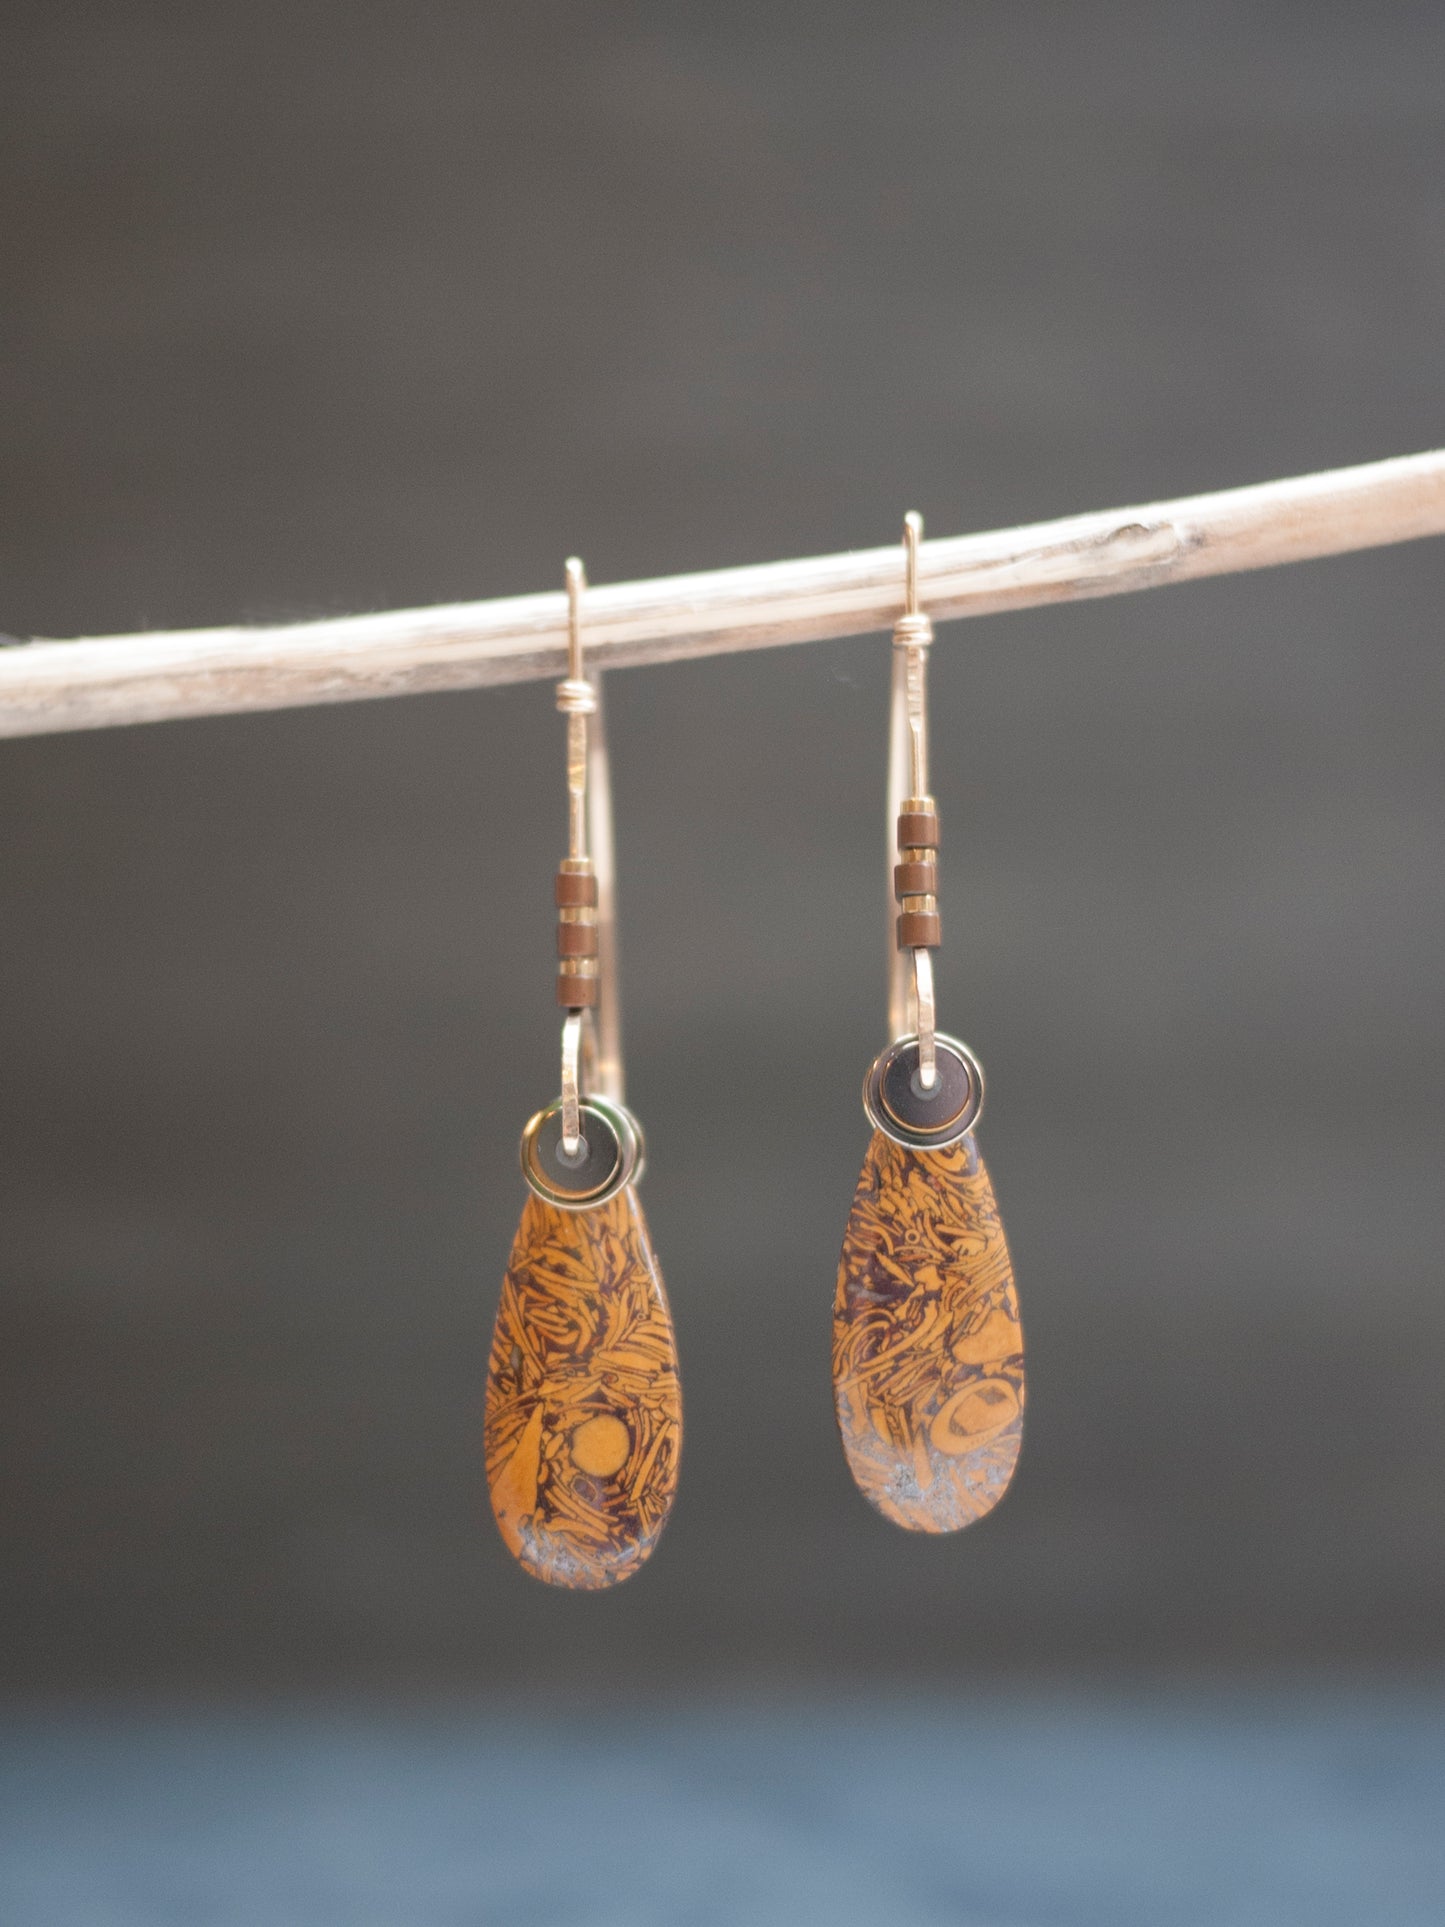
[890,512,938,1089]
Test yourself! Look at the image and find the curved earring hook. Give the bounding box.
[887,512,938,1090]
[555,559,624,1154]
[886,628,913,1043]
[586,674,623,1109]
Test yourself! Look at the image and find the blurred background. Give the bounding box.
[2,2,1444,1920]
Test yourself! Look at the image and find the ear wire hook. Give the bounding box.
[554,560,623,1156]
[888,512,938,1090]
[556,559,596,1155]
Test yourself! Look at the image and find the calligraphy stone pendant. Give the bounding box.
[833,1111,1022,1532]
[485,1097,681,1589]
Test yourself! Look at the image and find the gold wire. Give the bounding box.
[553,559,622,1149]
[890,513,937,1090]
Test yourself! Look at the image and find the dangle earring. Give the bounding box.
[832,514,1024,1532]
[484,560,681,1588]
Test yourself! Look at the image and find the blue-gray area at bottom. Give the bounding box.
[2,1686,1444,1926]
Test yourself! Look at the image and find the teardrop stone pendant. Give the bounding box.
[485,1184,681,1588]
[833,1130,1023,1532]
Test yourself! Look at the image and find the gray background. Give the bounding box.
[2,1,1444,1696]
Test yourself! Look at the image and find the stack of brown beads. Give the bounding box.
[895,800,940,950]
[555,859,599,1006]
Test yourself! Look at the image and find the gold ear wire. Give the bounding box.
[553,559,599,1153]
[888,513,938,1089]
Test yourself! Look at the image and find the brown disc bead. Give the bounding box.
[894,861,937,900]
[555,870,599,908]
[556,922,600,958]
[897,911,942,947]
[897,808,939,853]
[557,966,600,1008]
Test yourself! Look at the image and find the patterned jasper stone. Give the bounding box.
[485,1187,681,1588]
[833,1131,1023,1532]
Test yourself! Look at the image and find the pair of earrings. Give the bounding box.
[483,518,1024,1589]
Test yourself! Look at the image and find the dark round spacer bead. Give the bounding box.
[897,810,939,851]
[894,860,937,900]
[897,910,942,948]
[556,971,600,1007]
[556,921,600,957]
[554,870,599,907]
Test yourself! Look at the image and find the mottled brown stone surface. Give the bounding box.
[485,1186,680,1589]
[833,1131,1023,1532]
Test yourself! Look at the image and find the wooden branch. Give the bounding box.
[4,448,1444,740]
